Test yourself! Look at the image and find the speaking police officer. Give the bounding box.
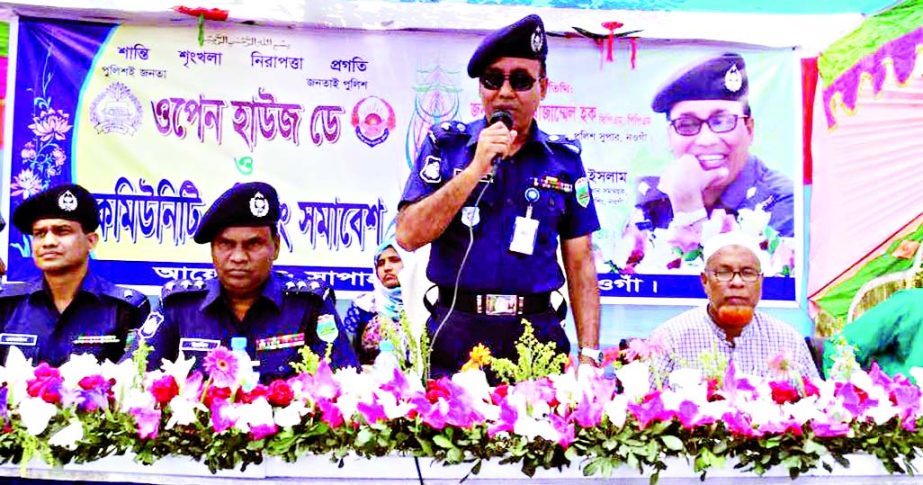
[138,182,357,380]
[397,14,602,378]
[0,184,150,365]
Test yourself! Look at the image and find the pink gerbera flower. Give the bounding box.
[203,347,240,388]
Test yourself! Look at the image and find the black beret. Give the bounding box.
[651,53,748,114]
[12,184,99,234]
[467,14,547,78]
[194,182,280,244]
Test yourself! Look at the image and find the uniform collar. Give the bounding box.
[198,272,284,312]
[715,155,760,211]
[465,118,552,156]
[28,271,105,302]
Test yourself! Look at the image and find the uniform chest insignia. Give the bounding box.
[461,206,480,227]
[180,338,221,352]
[0,333,37,346]
[256,333,305,351]
[73,335,120,345]
[139,312,164,339]
[532,176,573,193]
[316,314,339,343]
[420,156,442,184]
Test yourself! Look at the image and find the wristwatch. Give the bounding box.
[579,347,604,365]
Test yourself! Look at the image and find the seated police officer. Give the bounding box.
[0,184,150,365]
[138,182,357,380]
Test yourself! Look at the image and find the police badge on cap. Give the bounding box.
[651,53,749,114]
[12,183,100,234]
[193,182,281,244]
[467,14,548,78]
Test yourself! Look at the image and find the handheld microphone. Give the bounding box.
[488,110,514,167]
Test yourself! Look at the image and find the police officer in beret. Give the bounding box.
[620,53,794,268]
[397,14,602,378]
[0,184,151,365]
[138,182,357,380]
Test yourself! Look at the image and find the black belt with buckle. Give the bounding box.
[437,288,551,316]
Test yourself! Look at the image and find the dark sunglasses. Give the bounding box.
[479,69,538,91]
[669,113,748,136]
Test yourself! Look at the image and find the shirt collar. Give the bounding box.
[198,273,284,312]
[703,305,756,344]
[715,155,759,211]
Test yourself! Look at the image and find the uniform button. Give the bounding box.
[549,135,559,141]
[278,365,286,372]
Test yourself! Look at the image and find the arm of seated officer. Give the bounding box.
[397,123,514,251]
[562,234,600,367]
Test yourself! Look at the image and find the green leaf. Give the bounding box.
[433,435,454,449]
[660,435,684,452]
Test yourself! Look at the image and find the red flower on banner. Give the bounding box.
[173,6,229,21]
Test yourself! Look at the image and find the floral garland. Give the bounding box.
[2,332,923,483]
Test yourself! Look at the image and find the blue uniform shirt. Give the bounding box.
[140,273,357,381]
[400,118,600,294]
[0,272,150,366]
[635,155,794,237]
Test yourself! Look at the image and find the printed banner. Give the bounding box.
[3,17,801,303]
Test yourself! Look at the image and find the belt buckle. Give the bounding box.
[485,294,520,316]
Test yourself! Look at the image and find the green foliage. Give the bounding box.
[488,319,570,384]
[290,345,323,375]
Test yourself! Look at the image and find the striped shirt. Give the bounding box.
[650,307,819,381]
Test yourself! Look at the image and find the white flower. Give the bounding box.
[863,401,900,425]
[19,397,58,435]
[615,361,650,401]
[452,370,491,404]
[161,353,197,389]
[784,397,821,424]
[48,419,84,450]
[513,414,559,443]
[58,354,103,387]
[100,359,139,409]
[274,400,308,428]
[167,395,205,428]
[236,398,274,433]
[668,368,707,404]
[604,394,629,428]
[909,367,923,387]
[0,347,34,405]
[736,208,771,238]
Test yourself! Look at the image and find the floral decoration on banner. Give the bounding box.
[1,332,923,483]
[12,50,72,200]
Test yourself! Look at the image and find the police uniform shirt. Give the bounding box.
[141,273,357,381]
[635,155,794,237]
[0,272,150,366]
[400,118,600,294]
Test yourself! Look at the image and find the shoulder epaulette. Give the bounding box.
[105,284,149,308]
[429,121,471,147]
[160,278,208,301]
[282,277,332,301]
[0,282,33,299]
[547,134,582,156]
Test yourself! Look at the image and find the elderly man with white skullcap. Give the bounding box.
[648,231,818,380]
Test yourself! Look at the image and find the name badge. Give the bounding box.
[73,335,120,345]
[256,333,305,351]
[0,333,38,347]
[179,338,221,352]
[509,216,539,255]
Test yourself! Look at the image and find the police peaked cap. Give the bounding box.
[651,53,749,114]
[467,14,548,78]
[12,183,100,234]
[193,182,280,244]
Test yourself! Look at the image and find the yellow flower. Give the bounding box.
[461,344,492,372]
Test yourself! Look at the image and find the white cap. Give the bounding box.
[702,231,769,271]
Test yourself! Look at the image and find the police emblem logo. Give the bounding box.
[352,96,396,147]
[724,64,743,93]
[574,177,592,208]
[461,206,480,227]
[58,190,78,212]
[138,312,164,339]
[420,156,442,184]
[88,82,143,135]
[250,191,269,217]
[531,26,544,53]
